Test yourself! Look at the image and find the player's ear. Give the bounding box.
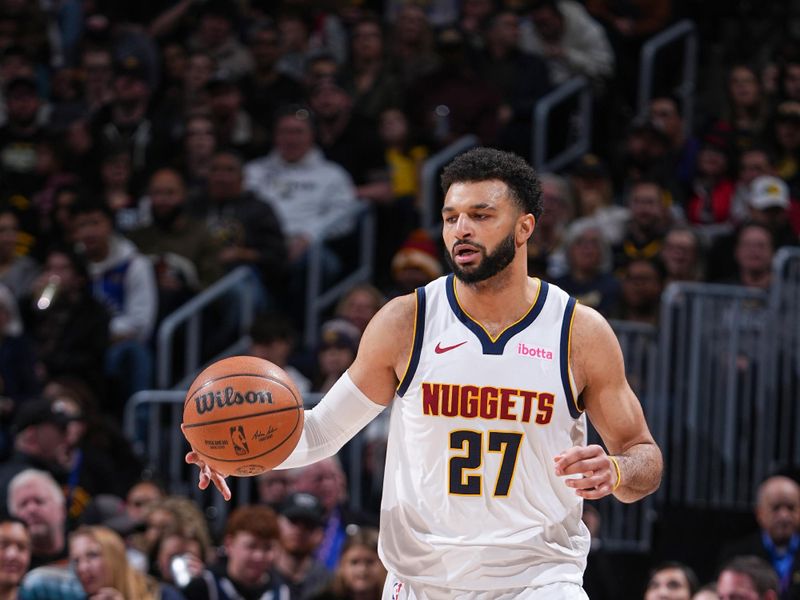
[517,213,535,245]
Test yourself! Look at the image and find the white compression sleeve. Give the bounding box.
[276,372,386,470]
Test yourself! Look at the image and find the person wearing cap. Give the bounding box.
[388,228,443,297]
[0,401,71,517]
[0,74,44,201]
[183,504,289,600]
[206,70,266,158]
[748,175,799,248]
[274,493,331,599]
[313,320,360,394]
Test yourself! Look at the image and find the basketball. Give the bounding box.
[181,356,304,477]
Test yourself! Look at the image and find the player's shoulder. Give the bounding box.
[369,291,418,333]
[569,303,624,388]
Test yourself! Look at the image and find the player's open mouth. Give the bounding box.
[454,244,479,264]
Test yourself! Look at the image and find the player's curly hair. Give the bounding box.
[440,147,543,220]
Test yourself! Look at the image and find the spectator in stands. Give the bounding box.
[408,27,501,148]
[148,524,205,588]
[89,56,164,193]
[613,179,672,269]
[716,64,770,149]
[290,457,377,571]
[387,228,444,298]
[21,246,109,395]
[276,12,316,82]
[716,555,779,600]
[243,108,358,270]
[553,221,619,317]
[745,175,799,247]
[527,173,573,279]
[615,117,674,194]
[0,399,71,506]
[612,257,667,326]
[660,226,706,284]
[70,199,157,409]
[304,52,340,92]
[313,319,360,395]
[0,283,38,406]
[568,155,627,244]
[241,22,305,131]
[0,209,37,301]
[275,492,331,598]
[0,75,46,204]
[124,480,164,526]
[80,47,115,114]
[0,518,30,600]
[130,168,222,319]
[248,313,311,394]
[308,77,392,204]
[70,525,182,600]
[180,112,217,205]
[477,10,552,158]
[257,471,293,512]
[687,137,736,226]
[386,4,440,87]
[519,0,614,89]
[192,150,287,297]
[719,476,800,599]
[644,561,699,600]
[730,146,779,225]
[96,143,144,232]
[340,16,404,122]
[309,527,385,600]
[693,585,719,600]
[768,102,800,196]
[188,1,253,81]
[141,497,212,565]
[183,505,289,600]
[650,95,701,191]
[206,71,266,159]
[7,469,67,568]
[727,223,775,290]
[333,284,384,335]
[378,106,428,206]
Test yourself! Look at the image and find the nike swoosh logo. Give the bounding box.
[435,341,467,354]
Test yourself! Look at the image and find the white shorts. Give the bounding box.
[382,573,589,600]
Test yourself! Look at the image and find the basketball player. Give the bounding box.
[188,148,662,598]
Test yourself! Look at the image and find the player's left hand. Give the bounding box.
[554,444,619,500]
[185,451,232,501]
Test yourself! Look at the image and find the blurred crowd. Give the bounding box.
[0,0,795,598]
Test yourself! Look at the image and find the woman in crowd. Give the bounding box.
[311,528,385,600]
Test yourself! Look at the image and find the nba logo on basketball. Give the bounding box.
[230,425,249,455]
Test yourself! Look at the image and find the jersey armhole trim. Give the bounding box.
[396,287,426,397]
[560,297,582,419]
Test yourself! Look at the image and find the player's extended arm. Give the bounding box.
[186,294,415,499]
[554,305,662,503]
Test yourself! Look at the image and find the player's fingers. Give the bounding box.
[210,471,231,501]
[185,451,203,466]
[564,472,606,490]
[556,456,609,476]
[553,445,606,473]
[576,482,613,500]
[197,466,210,490]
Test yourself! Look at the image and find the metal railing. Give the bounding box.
[656,282,769,509]
[419,135,479,234]
[532,76,592,173]
[156,266,259,389]
[589,320,658,552]
[637,19,698,135]
[303,204,376,349]
[123,390,368,527]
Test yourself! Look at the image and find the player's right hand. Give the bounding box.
[185,451,232,501]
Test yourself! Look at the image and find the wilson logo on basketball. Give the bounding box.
[194,386,274,415]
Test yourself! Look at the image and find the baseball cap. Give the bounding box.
[571,153,609,179]
[13,398,72,433]
[319,319,360,353]
[750,175,789,210]
[280,492,325,527]
[115,55,147,81]
[391,229,443,280]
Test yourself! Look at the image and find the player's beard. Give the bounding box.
[445,230,516,284]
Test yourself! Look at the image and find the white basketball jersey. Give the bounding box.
[378,275,589,591]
